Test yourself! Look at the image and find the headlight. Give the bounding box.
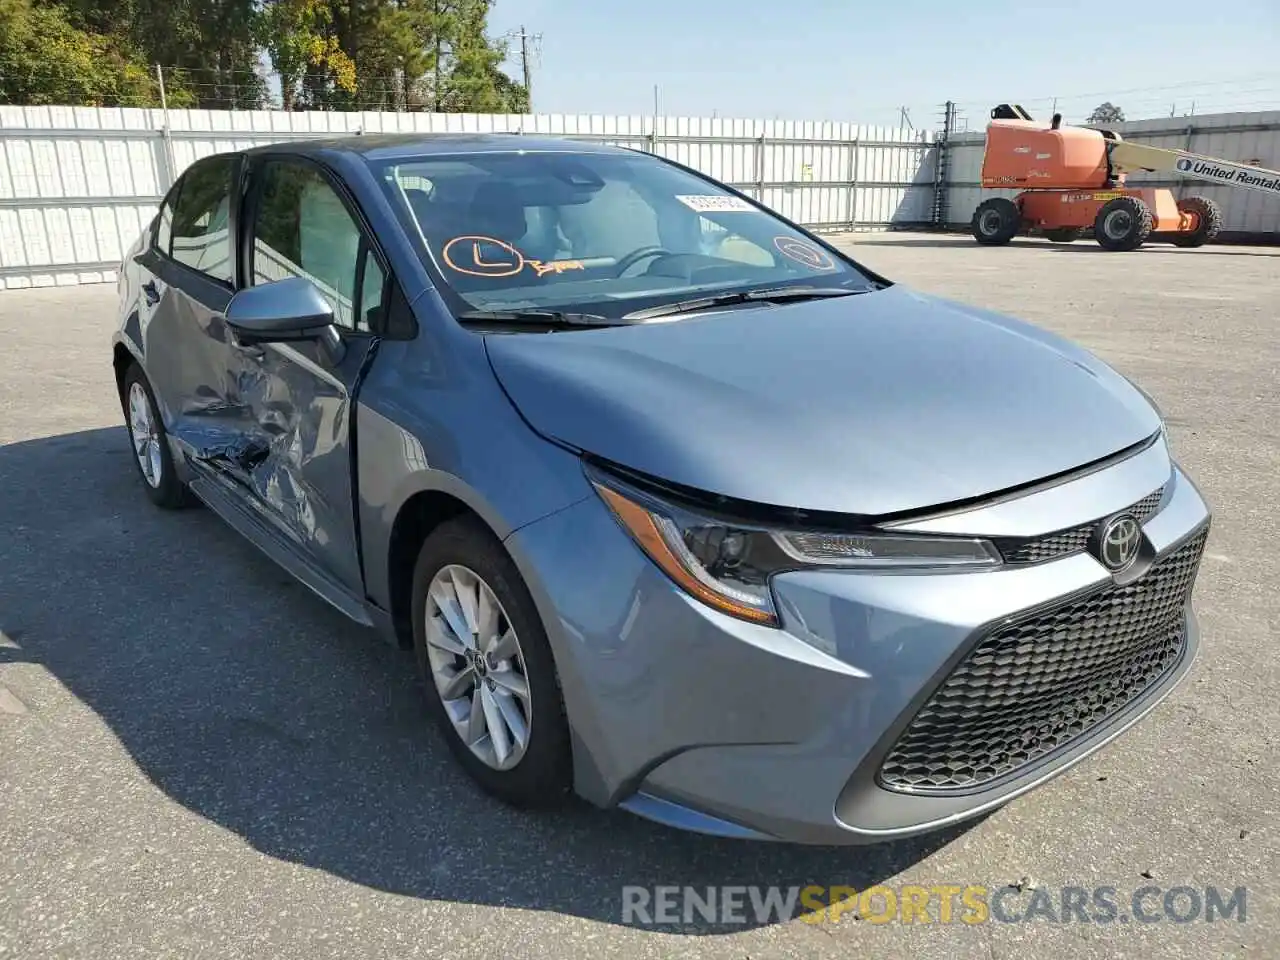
[589,469,1001,628]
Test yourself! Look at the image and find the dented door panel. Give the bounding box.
[232,336,374,594]
[142,249,371,594]
[136,252,247,472]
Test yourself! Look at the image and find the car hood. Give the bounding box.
[484,285,1161,517]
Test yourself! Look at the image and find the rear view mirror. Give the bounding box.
[225,277,345,363]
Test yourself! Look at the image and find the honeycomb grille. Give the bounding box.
[999,486,1166,565]
[879,526,1207,793]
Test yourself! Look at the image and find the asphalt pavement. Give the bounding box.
[0,232,1276,958]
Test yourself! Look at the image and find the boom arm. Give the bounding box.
[1110,141,1280,195]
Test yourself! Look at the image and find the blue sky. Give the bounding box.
[488,0,1280,125]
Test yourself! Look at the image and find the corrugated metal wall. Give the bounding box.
[0,104,934,289]
[945,110,1280,234]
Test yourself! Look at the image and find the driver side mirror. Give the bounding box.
[225,277,345,363]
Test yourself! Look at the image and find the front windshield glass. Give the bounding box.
[375,149,876,319]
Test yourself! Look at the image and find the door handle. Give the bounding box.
[142,280,160,306]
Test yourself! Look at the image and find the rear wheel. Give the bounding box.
[1043,227,1082,243]
[1170,196,1222,248]
[121,363,188,509]
[971,198,1021,245]
[1094,196,1153,251]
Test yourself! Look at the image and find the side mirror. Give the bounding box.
[225,277,344,363]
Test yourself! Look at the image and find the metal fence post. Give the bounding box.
[1177,123,1196,200]
[154,64,177,192]
[930,100,956,229]
[756,131,767,201]
[847,136,859,230]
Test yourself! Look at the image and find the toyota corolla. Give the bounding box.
[110,134,1211,844]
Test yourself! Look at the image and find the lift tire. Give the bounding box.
[1094,196,1153,251]
[971,198,1021,245]
[1170,196,1222,248]
[1044,228,1082,243]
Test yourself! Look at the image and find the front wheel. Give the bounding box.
[971,198,1021,245]
[1094,196,1153,251]
[121,363,189,509]
[412,516,572,807]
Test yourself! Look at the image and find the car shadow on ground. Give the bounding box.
[0,427,975,934]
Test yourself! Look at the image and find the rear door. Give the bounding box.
[230,155,390,594]
[136,154,254,471]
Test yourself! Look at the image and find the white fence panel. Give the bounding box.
[0,105,935,288]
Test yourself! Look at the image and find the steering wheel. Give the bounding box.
[614,246,674,277]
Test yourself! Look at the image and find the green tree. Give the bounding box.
[440,0,514,112]
[2,0,527,113]
[257,0,355,110]
[0,0,161,106]
[61,0,264,108]
[1086,102,1125,126]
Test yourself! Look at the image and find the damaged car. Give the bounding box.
[112,134,1211,844]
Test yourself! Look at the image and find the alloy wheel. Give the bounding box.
[127,381,163,489]
[424,564,533,770]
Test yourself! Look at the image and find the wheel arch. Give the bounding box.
[382,481,512,650]
[112,337,143,404]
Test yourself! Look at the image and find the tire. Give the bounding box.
[121,363,189,509]
[411,515,572,807]
[1170,196,1222,248]
[971,197,1021,245]
[1043,228,1082,243]
[1094,196,1153,251]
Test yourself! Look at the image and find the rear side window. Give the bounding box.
[170,157,236,283]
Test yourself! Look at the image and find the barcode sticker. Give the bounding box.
[675,195,757,213]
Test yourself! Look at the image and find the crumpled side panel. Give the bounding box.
[233,339,370,590]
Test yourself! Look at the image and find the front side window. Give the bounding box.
[170,157,235,282]
[377,151,874,320]
[252,160,383,331]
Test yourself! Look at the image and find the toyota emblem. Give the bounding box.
[1097,514,1142,571]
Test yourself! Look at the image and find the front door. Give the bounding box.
[230,156,389,595]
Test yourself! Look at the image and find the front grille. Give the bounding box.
[879,526,1208,793]
[1000,486,1166,565]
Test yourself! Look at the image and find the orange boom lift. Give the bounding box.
[970,103,1280,251]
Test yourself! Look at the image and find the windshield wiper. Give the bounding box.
[456,309,623,329]
[621,286,865,322]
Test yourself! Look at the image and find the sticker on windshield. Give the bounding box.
[773,236,837,271]
[441,235,589,280]
[442,235,526,277]
[676,195,756,213]
[528,259,585,277]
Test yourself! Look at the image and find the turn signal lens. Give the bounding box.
[593,483,780,626]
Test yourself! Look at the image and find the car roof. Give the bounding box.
[242,132,638,164]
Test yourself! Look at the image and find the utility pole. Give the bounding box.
[517,25,532,106]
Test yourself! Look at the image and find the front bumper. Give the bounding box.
[505,452,1211,846]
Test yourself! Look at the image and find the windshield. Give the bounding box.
[374,150,878,320]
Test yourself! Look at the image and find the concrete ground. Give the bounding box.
[0,232,1276,959]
